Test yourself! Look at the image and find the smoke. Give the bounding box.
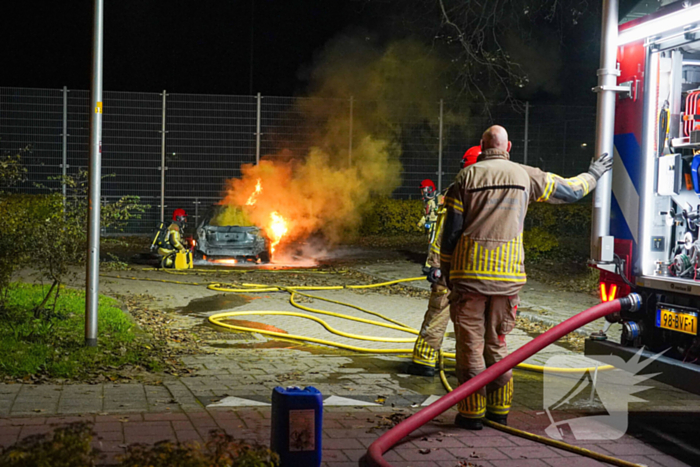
[219,34,449,252]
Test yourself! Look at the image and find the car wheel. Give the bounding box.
[258,250,271,263]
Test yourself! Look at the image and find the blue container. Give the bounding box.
[271,386,323,467]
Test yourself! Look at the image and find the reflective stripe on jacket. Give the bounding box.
[440,149,596,295]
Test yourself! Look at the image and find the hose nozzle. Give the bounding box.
[619,293,642,312]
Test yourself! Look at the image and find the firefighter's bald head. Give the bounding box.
[481,125,512,153]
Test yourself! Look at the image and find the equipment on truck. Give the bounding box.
[587,0,700,393]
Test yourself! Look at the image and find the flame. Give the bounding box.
[268,211,289,254]
[211,258,237,265]
[246,178,262,206]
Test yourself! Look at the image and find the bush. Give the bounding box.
[119,430,279,467]
[361,197,424,235]
[523,202,592,259]
[0,425,279,467]
[0,423,97,467]
[0,193,63,310]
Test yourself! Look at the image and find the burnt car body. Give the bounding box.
[195,207,271,263]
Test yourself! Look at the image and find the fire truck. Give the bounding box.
[585,0,700,392]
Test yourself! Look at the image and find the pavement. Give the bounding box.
[2,258,700,466]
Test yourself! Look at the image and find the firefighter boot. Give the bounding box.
[455,414,483,431]
[485,412,508,426]
[405,361,435,377]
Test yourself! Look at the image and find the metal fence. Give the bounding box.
[1,86,597,234]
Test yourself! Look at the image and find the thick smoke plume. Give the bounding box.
[219,36,448,252]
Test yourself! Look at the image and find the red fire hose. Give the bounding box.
[366,294,642,467]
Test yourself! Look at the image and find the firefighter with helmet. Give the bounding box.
[441,125,612,430]
[417,179,439,274]
[158,208,188,268]
[408,146,481,377]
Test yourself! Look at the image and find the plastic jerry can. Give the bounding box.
[271,386,323,467]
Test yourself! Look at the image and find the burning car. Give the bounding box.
[195,205,271,263]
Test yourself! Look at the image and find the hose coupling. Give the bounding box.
[619,293,642,312]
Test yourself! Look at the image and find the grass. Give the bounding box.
[0,282,163,379]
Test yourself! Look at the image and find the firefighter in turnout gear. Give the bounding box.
[407,147,481,377]
[441,126,612,430]
[418,179,440,274]
[158,208,188,268]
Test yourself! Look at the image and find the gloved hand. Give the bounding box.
[427,267,442,284]
[588,152,613,179]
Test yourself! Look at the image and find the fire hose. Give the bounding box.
[366,293,643,467]
[105,269,640,465]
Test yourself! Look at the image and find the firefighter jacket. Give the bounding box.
[426,198,447,269]
[166,222,185,252]
[418,197,439,229]
[440,148,596,295]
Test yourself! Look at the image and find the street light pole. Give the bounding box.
[85,0,104,347]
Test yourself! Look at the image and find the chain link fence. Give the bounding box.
[1,86,597,234]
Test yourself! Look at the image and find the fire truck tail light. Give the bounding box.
[600,282,618,302]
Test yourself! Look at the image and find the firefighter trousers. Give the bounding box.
[449,290,519,419]
[412,282,450,367]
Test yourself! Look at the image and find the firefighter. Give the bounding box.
[441,125,612,430]
[407,146,481,377]
[158,208,188,268]
[417,179,439,274]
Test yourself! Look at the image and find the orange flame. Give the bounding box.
[268,211,289,254]
[246,178,262,206]
[212,258,237,265]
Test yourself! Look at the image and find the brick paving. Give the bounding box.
[1,407,697,466]
[2,261,699,465]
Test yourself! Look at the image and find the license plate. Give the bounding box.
[656,308,698,335]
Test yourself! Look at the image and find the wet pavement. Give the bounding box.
[3,256,700,466]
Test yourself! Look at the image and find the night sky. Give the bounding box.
[4,0,644,100]
[5,1,394,96]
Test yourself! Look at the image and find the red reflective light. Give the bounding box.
[600,282,618,302]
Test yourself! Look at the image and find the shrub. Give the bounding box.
[361,197,424,235]
[0,425,279,467]
[119,430,279,467]
[0,423,98,467]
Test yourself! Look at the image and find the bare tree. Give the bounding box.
[389,0,595,105]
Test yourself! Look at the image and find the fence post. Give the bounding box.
[160,90,167,223]
[61,86,68,201]
[523,101,530,166]
[349,96,354,166]
[255,92,262,164]
[437,99,444,192]
[194,197,201,228]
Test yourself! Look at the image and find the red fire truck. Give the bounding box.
[586,0,700,392]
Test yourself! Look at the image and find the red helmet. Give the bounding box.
[420,179,436,200]
[420,179,436,191]
[462,146,481,168]
[172,208,188,222]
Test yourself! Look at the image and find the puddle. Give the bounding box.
[218,318,288,334]
[178,294,250,315]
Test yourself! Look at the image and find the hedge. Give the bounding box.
[359,198,592,258]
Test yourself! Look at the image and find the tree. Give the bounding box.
[0,145,29,192]
[386,0,599,105]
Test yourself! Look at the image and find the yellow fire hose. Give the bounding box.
[207,279,613,373]
[208,278,636,467]
[106,268,635,466]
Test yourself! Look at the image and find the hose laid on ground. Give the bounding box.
[208,280,614,373]
[102,270,614,372]
[366,294,644,467]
